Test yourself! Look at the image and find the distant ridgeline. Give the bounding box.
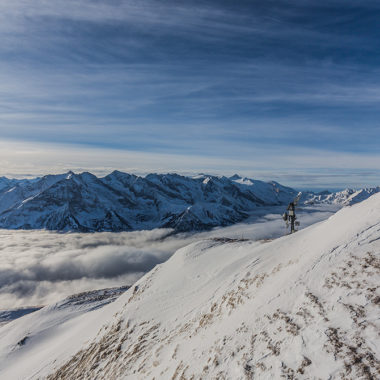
[0,171,378,232]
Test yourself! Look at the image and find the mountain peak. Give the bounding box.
[65,171,75,179]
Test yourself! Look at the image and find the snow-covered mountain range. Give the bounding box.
[0,190,379,379]
[301,187,380,207]
[0,171,378,232]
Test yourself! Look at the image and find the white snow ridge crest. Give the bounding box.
[1,194,380,379]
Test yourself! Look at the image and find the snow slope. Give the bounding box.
[0,194,379,379]
[0,286,130,378]
[0,286,129,327]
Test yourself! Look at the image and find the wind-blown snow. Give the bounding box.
[0,193,379,379]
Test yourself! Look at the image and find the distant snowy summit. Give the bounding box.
[0,171,378,232]
[301,187,380,206]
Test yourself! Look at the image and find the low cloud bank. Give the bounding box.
[0,206,337,309]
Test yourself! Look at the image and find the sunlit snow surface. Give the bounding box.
[0,205,337,309]
[0,194,379,379]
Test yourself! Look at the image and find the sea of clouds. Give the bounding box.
[0,206,337,309]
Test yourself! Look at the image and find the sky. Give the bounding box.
[0,0,379,189]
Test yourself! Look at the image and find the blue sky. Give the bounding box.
[0,0,379,189]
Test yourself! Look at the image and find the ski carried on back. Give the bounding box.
[282,192,302,233]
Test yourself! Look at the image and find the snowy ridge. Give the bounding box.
[0,285,129,327]
[301,187,380,206]
[0,285,130,377]
[0,193,379,379]
[0,171,377,232]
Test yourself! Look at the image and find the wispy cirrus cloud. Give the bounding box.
[0,1,379,188]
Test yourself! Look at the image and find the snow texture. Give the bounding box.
[0,192,379,379]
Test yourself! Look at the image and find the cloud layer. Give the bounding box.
[0,206,336,309]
